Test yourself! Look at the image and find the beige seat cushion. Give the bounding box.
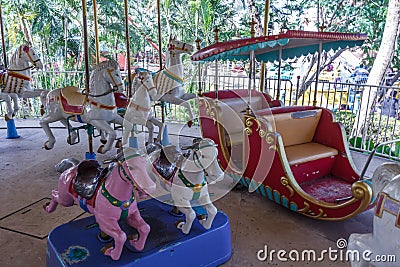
[263,109,322,146]
[219,96,263,136]
[285,142,338,165]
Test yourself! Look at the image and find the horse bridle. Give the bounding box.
[137,74,156,93]
[104,153,141,189]
[181,141,218,175]
[168,42,192,55]
[7,45,41,72]
[83,68,123,98]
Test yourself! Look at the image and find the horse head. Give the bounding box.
[11,43,43,70]
[133,70,157,99]
[109,148,156,196]
[90,60,124,95]
[181,138,224,182]
[168,35,194,55]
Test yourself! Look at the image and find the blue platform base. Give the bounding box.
[85,152,96,160]
[6,119,20,139]
[129,136,139,148]
[46,199,231,267]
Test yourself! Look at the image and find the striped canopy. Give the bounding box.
[191,30,367,62]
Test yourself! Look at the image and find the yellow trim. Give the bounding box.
[164,68,184,83]
[59,95,84,115]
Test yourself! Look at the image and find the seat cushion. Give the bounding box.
[285,142,338,165]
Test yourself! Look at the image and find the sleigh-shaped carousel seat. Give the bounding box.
[242,106,372,219]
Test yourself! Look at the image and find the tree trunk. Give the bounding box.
[352,0,400,137]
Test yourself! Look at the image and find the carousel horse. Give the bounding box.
[125,36,196,127]
[0,43,43,120]
[44,148,156,260]
[40,60,124,153]
[146,138,224,234]
[347,162,400,267]
[122,71,164,146]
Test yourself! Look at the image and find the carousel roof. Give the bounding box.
[191,30,367,62]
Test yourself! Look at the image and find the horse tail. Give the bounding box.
[39,90,51,115]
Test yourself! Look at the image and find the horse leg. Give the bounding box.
[39,114,60,150]
[164,95,194,127]
[44,189,74,213]
[90,120,116,154]
[145,120,154,145]
[148,116,164,143]
[111,115,124,148]
[126,208,150,251]
[95,216,126,260]
[9,93,19,117]
[1,94,13,120]
[176,205,196,234]
[197,193,217,230]
[59,119,78,145]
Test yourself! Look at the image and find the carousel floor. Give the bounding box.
[0,118,393,267]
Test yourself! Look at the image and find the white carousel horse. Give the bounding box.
[40,60,125,154]
[347,162,400,267]
[124,37,196,127]
[122,71,164,146]
[146,138,224,234]
[153,36,196,127]
[0,43,43,120]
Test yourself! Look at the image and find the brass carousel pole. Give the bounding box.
[93,0,100,64]
[82,0,94,158]
[123,0,132,98]
[259,0,270,92]
[0,3,7,68]
[157,0,165,123]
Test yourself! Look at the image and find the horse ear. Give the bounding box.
[22,45,30,53]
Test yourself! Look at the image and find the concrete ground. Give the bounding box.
[0,118,394,267]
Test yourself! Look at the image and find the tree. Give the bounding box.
[352,0,400,137]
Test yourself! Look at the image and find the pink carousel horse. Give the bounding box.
[44,148,156,260]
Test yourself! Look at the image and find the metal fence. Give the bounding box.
[1,69,399,161]
[203,73,399,161]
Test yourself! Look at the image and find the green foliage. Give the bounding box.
[335,109,400,158]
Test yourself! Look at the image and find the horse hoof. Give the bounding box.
[97,145,105,154]
[40,105,45,116]
[43,142,53,150]
[4,114,10,121]
[175,220,185,228]
[115,140,122,148]
[67,136,72,145]
[100,139,107,145]
[187,120,193,128]
[197,214,207,221]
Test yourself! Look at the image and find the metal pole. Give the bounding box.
[124,0,132,97]
[82,0,93,154]
[313,42,322,106]
[93,0,100,64]
[0,3,7,68]
[276,47,282,101]
[260,0,270,92]
[157,0,165,123]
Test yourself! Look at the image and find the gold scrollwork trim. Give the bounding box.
[280,177,294,197]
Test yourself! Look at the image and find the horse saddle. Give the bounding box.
[73,160,108,200]
[150,144,187,181]
[60,86,86,114]
[114,92,129,109]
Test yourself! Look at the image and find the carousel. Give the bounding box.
[42,0,231,266]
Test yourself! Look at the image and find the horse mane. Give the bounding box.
[9,43,32,66]
[89,60,119,89]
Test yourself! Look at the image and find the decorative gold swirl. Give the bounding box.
[280,177,294,197]
[352,181,373,202]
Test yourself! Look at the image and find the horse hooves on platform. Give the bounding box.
[40,105,45,116]
[174,220,185,228]
[100,139,107,145]
[97,232,114,243]
[4,114,10,121]
[197,214,207,221]
[187,120,193,128]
